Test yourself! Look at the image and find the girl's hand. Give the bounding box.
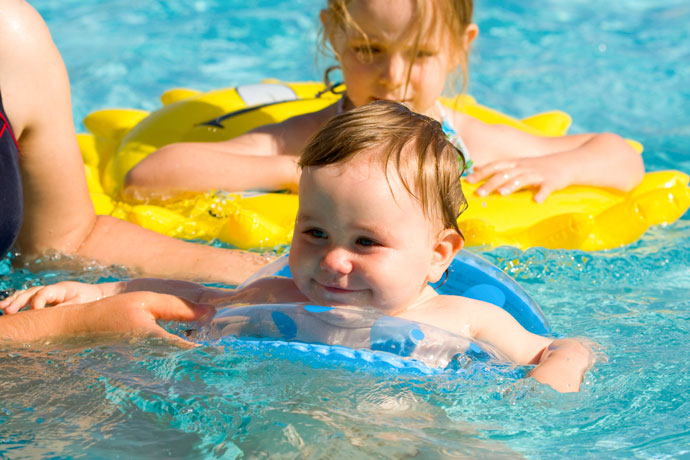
[0,281,109,314]
[466,156,571,203]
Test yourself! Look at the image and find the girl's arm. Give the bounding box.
[1,1,268,285]
[124,131,301,195]
[123,107,334,197]
[458,114,645,202]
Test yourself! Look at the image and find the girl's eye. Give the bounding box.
[356,237,379,247]
[416,49,434,58]
[352,45,381,61]
[304,228,327,239]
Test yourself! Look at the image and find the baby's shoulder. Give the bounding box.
[399,294,489,335]
[413,294,509,330]
[426,293,491,310]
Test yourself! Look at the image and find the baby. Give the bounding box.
[1,101,592,392]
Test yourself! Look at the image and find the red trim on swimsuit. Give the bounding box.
[0,103,20,152]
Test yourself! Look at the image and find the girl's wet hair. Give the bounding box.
[300,100,468,235]
[320,0,474,93]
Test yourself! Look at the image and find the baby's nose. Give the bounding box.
[320,247,353,275]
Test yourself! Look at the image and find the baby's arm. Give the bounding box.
[466,300,593,392]
[528,338,594,393]
[123,109,330,197]
[459,114,645,202]
[0,278,230,314]
[0,275,304,315]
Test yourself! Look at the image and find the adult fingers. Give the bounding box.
[147,327,200,348]
[136,293,214,347]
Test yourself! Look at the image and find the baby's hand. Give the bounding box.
[466,156,570,203]
[529,338,595,393]
[0,281,106,314]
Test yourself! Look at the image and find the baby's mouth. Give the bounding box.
[318,283,355,295]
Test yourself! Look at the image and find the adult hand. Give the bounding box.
[0,291,215,346]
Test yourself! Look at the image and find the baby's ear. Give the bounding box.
[428,229,464,283]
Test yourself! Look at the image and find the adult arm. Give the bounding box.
[0,0,268,284]
[0,291,214,345]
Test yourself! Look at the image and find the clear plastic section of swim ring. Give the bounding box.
[203,303,514,376]
[193,250,546,376]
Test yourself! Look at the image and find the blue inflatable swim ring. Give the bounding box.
[206,250,549,375]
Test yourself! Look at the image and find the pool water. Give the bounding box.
[2,0,690,458]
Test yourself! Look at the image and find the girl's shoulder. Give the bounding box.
[280,100,341,132]
[250,101,341,155]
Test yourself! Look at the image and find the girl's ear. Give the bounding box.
[463,24,479,51]
[319,9,328,29]
[428,229,464,283]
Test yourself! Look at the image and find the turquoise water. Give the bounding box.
[2,0,690,458]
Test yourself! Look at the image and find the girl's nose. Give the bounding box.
[378,53,407,89]
[320,247,353,275]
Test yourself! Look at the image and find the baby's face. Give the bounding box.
[289,150,444,316]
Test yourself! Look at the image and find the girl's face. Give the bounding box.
[325,0,464,117]
[289,150,459,315]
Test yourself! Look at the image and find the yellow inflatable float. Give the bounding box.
[78,81,690,251]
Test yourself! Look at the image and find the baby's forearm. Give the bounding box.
[103,278,229,304]
[528,338,594,393]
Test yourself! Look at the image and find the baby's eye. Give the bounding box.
[416,49,435,59]
[304,228,327,239]
[356,237,380,247]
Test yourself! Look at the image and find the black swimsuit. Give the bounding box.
[0,91,23,257]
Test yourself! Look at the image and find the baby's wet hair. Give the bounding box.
[299,100,468,235]
[320,0,474,92]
